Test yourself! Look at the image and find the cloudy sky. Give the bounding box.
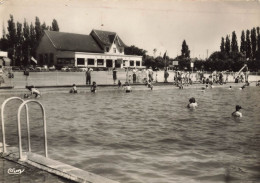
[0,0,259,58]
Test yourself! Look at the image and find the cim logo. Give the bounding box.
[7,168,25,175]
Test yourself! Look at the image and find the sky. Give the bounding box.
[0,0,260,59]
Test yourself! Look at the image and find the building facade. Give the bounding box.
[36,30,143,69]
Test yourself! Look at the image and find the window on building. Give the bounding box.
[113,48,116,53]
[106,47,109,52]
[97,59,104,66]
[115,59,122,68]
[106,59,112,67]
[57,58,74,66]
[136,61,140,66]
[88,59,94,65]
[77,58,85,65]
[130,60,134,66]
[49,53,54,65]
[119,48,123,53]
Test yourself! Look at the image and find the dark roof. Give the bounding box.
[45,31,103,53]
[92,29,127,47]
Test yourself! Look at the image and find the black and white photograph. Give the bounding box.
[0,0,260,182]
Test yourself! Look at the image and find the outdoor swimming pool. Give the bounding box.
[0,85,260,183]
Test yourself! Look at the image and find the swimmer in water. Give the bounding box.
[118,80,122,88]
[91,81,97,93]
[239,85,246,90]
[147,79,153,90]
[232,105,242,118]
[26,85,41,98]
[124,82,132,93]
[70,84,77,93]
[187,97,198,108]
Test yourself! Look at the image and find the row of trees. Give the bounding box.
[124,40,190,70]
[220,28,260,60]
[0,15,59,66]
[125,27,260,71]
[175,27,260,71]
[207,27,260,71]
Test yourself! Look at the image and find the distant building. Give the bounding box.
[0,51,11,66]
[36,30,143,68]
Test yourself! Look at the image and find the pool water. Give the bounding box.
[1,85,260,183]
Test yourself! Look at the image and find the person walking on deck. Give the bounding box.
[113,67,117,84]
[85,68,92,85]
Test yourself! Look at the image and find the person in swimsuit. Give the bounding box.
[26,85,41,98]
[187,97,198,108]
[124,82,132,93]
[232,105,242,117]
[70,84,77,93]
[91,81,97,93]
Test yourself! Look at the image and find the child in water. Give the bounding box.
[239,85,246,90]
[147,79,153,90]
[118,80,122,88]
[91,81,97,93]
[232,105,242,118]
[124,82,132,93]
[25,85,41,98]
[187,97,198,108]
[70,84,77,93]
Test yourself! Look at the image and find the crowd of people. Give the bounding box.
[21,66,255,118]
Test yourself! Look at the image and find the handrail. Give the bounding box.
[17,100,48,160]
[1,97,30,153]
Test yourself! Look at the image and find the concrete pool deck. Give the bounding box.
[0,145,120,183]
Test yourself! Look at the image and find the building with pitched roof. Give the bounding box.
[36,30,143,69]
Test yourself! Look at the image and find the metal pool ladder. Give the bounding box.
[1,97,48,160]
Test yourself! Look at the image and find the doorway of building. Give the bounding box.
[106,59,112,67]
[115,59,121,68]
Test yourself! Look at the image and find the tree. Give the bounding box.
[143,55,155,68]
[1,21,8,50]
[2,23,6,39]
[256,27,260,64]
[181,40,190,58]
[240,30,246,54]
[124,45,147,58]
[29,22,36,57]
[41,22,47,31]
[251,27,257,59]
[51,19,59,31]
[16,21,23,66]
[257,27,260,51]
[6,15,17,65]
[225,35,230,54]
[246,29,251,59]
[23,19,30,66]
[220,37,225,52]
[231,31,238,53]
[35,16,42,43]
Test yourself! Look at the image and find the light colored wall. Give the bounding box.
[105,38,124,55]
[75,52,142,68]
